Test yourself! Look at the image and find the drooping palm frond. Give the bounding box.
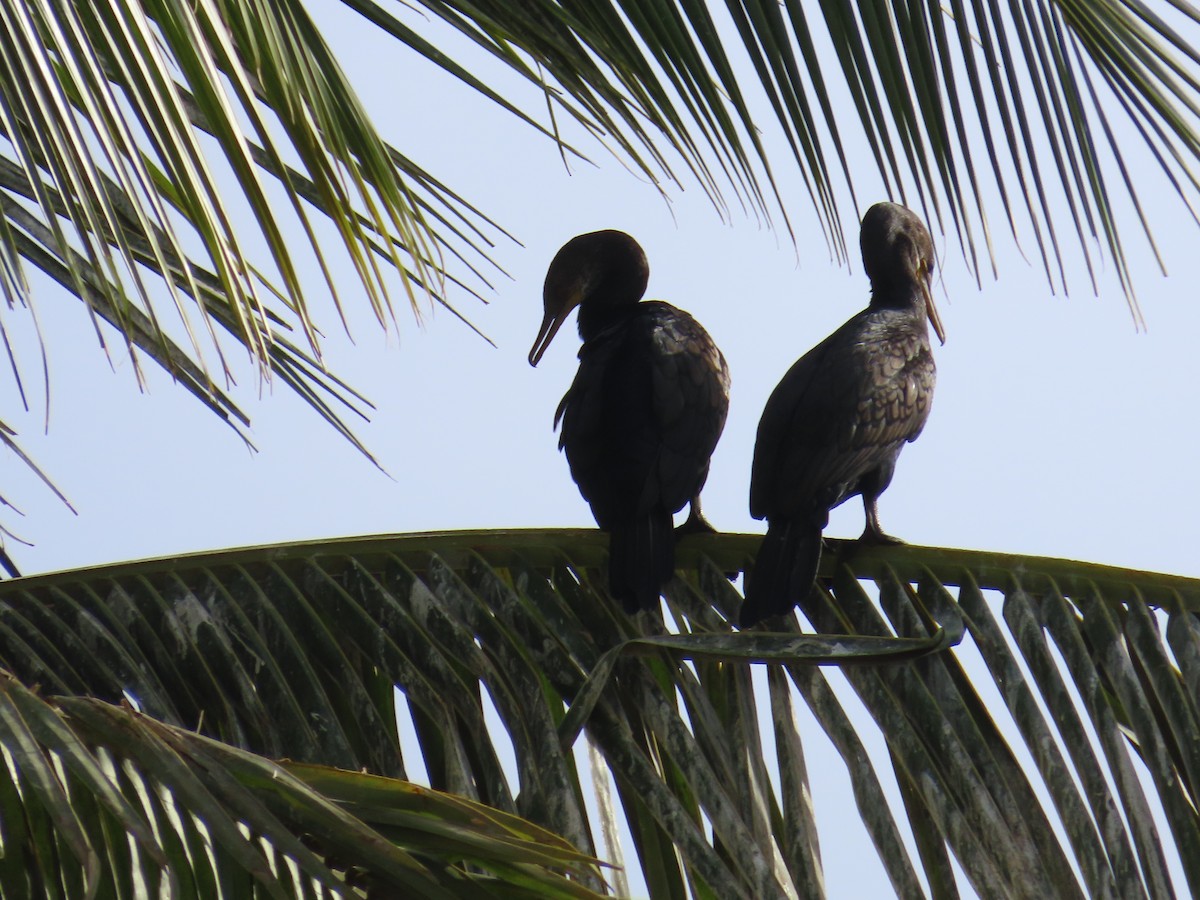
[360,0,1200,307]
[2,0,507,346]
[0,0,513,509]
[0,529,1195,898]
[0,670,607,897]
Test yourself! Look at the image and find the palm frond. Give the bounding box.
[0,669,607,897]
[0,0,511,514]
[352,0,1200,311]
[0,530,1195,897]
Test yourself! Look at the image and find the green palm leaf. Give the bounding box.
[379,0,1200,297]
[0,529,1195,897]
[0,0,510,507]
[0,670,606,897]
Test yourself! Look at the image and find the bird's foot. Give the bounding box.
[859,500,905,546]
[675,508,717,536]
[858,525,905,547]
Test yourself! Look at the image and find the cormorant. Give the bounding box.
[740,202,944,628]
[529,230,730,613]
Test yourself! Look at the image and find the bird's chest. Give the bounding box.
[854,329,936,427]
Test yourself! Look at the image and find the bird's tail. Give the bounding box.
[608,510,675,613]
[740,521,822,627]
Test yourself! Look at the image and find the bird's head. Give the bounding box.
[860,202,945,345]
[529,230,649,366]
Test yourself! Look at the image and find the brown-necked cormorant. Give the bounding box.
[740,202,944,628]
[530,230,730,613]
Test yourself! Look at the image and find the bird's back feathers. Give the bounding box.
[608,509,676,613]
[740,520,823,627]
[746,296,935,625]
[557,301,729,610]
[750,304,935,523]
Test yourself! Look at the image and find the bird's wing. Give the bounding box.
[749,332,841,519]
[557,316,660,527]
[558,304,729,526]
[647,306,731,511]
[750,312,935,519]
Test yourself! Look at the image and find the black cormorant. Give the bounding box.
[740,202,944,628]
[530,230,730,613]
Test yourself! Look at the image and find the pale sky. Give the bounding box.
[2,4,1196,895]
[10,5,1198,582]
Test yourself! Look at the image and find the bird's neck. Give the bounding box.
[868,283,925,315]
[577,297,641,342]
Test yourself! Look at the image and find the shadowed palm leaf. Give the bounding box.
[0,530,1195,897]
[0,671,607,897]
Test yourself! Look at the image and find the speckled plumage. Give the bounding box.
[741,203,942,628]
[531,231,730,613]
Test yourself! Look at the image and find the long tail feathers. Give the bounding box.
[608,510,675,613]
[740,521,822,627]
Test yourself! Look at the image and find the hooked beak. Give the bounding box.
[529,307,568,366]
[920,265,945,345]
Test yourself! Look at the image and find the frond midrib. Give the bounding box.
[5,528,1196,611]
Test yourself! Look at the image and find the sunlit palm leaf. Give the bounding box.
[3,0,504,343]
[0,530,1195,897]
[0,0,510,517]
